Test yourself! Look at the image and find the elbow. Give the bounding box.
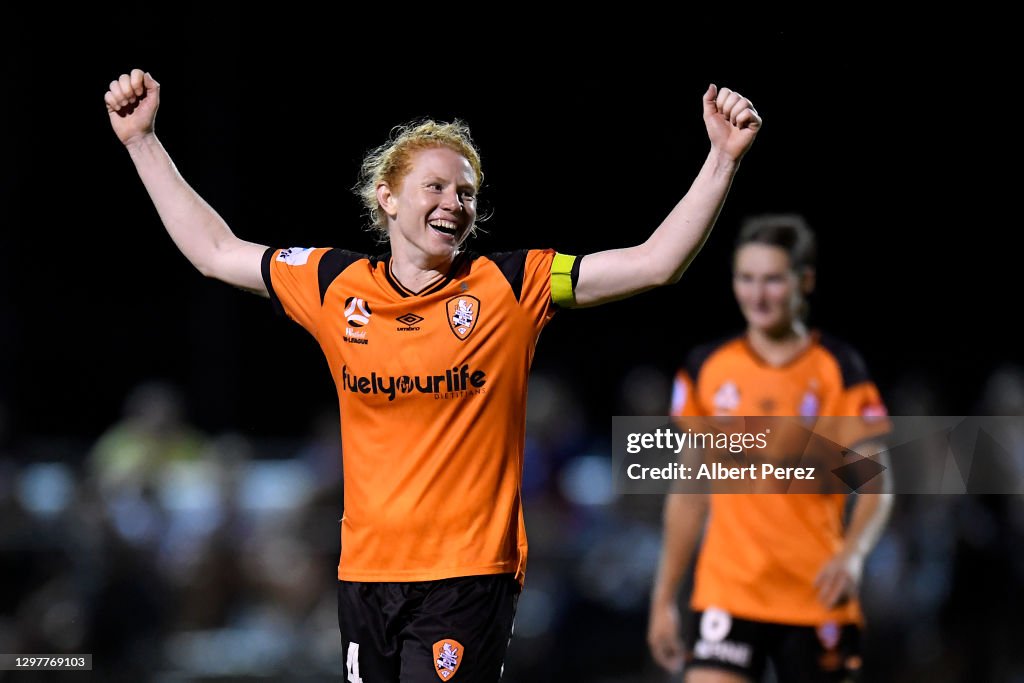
[653,263,687,288]
[194,261,213,278]
[879,491,896,514]
[662,269,685,287]
[194,258,220,279]
[194,244,227,279]
[645,249,692,288]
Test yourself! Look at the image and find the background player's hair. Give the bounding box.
[735,213,817,272]
[354,119,484,242]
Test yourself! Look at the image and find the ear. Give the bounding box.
[800,267,816,296]
[376,182,398,219]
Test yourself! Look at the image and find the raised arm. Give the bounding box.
[105,69,268,296]
[573,85,762,307]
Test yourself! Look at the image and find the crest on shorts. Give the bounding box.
[432,639,464,680]
[816,621,840,650]
[446,295,480,341]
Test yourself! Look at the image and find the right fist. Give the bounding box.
[104,69,160,146]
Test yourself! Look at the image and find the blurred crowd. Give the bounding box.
[1,365,1023,682]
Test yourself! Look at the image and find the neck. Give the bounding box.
[746,322,810,365]
[389,243,456,293]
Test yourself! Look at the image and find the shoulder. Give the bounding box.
[471,249,561,301]
[684,334,745,381]
[266,247,371,271]
[816,331,872,388]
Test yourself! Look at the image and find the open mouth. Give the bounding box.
[429,219,458,237]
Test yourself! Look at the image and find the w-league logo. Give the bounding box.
[344,297,373,327]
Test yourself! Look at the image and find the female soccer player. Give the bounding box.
[105,68,760,682]
[647,214,893,682]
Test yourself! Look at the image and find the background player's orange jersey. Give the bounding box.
[671,333,888,625]
[264,247,575,584]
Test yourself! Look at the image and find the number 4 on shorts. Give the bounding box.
[346,642,364,683]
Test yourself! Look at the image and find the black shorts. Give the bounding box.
[687,608,861,682]
[338,574,519,682]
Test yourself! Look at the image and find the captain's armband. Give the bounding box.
[550,252,580,307]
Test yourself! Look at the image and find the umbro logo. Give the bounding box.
[396,312,424,332]
[397,313,424,326]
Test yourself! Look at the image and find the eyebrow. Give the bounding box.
[423,176,477,191]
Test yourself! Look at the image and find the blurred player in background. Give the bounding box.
[648,214,893,682]
[105,68,760,681]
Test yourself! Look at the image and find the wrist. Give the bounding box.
[838,545,866,566]
[650,589,679,608]
[124,131,159,153]
[707,148,739,177]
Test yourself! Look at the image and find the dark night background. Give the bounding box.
[3,18,1015,438]
[2,11,1022,682]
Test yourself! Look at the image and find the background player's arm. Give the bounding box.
[815,440,894,608]
[648,491,709,674]
[105,69,268,296]
[573,85,761,307]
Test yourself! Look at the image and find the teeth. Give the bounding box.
[430,220,457,231]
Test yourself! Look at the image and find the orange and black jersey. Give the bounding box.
[671,332,889,626]
[262,247,580,585]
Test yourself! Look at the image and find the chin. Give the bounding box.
[747,312,776,327]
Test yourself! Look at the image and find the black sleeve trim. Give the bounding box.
[818,333,872,388]
[685,335,740,384]
[261,247,287,318]
[486,250,528,302]
[318,249,366,305]
[571,253,582,290]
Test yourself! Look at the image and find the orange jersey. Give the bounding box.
[263,247,578,584]
[671,333,888,625]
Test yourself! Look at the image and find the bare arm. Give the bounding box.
[647,492,709,674]
[815,441,895,608]
[105,69,268,295]
[573,85,762,307]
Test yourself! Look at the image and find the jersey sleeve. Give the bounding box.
[519,249,567,331]
[825,339,891,446]
[835,379,891,446]
[670,370,703,416]
[670,343,719,416]
[261,247,333,336]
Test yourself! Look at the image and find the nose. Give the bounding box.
[440,188,464,213]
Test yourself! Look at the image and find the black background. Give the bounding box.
[3,14,1016,440]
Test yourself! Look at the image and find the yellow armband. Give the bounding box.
[550,252,578,307]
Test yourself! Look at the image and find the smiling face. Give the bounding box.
[377,146,478,266]
[732,243,813,336]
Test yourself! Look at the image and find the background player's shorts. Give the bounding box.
[687,608,861,682]
[338,573,519,682]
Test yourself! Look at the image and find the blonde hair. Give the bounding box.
[355,119,484,241]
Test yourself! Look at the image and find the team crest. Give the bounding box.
[446,295,480,341]
[816,621,840,650]
[799,390,820,417]
[432,639,464,680]
[712,381,740,414]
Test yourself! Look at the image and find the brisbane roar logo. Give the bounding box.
[433,639,464,680]
[446,295,480,341]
